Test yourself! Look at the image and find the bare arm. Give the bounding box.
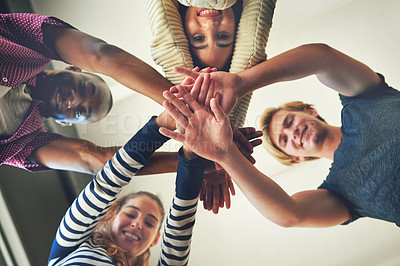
[29,138,178,175]
[219,144,350,227]
[42,24,172,104]
[173,43,382,113]
[238,43,381,97]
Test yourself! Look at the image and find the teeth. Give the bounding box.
[199,9,220,15]
[124,232,140,240]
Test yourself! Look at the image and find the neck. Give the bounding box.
[320,125,342,160]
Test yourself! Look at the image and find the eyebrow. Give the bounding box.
[190,41,234,50]
[127,206,159,222]
[278,114,290,146]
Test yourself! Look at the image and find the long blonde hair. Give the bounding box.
[259,101,327,166]
[91,191,165,266]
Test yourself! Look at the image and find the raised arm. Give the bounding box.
[42,23,172,104]
[160,86,350,228]
[173,43,382,113]
[158,146,204,265]
[237,43,381,97]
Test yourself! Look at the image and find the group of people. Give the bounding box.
[1,0,399,265]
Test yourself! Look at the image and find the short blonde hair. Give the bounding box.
[259,101,326,166]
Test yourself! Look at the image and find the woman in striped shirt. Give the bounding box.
[48,111,205,265]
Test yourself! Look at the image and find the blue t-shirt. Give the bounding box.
[319,74,400,226]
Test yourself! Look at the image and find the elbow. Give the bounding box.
[266,210,304,228]
[86,42,123,73]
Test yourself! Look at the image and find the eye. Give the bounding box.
[126,213,137,219]
[192,35,205,42]
[145,221,155,228]
[75,109,81,119]
[289,117,293,126]
[217,32,230,40]
[283,136,288,145]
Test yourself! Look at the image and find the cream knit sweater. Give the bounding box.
[144,0,276,127]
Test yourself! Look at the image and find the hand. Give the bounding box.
[200,170,236,214]
[173,66,242,114]
[173,67,217,109]
[160,85,232,163]
[233,126,263,164]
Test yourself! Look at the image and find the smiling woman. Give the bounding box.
[145,0,276,127]
[48,114,205,266]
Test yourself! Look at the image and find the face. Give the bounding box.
[39,70,111,124]
[185,7,236,69]
[269,109,328,160]
[111,196,162,258]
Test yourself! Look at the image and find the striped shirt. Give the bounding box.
[0,13,74,171]
[48,117,204,265]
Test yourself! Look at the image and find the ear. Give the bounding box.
[150,232,161,247]
[306,108,318,118]
[55,120,72,126]
[65,65,82,72]
[292,156,305,163]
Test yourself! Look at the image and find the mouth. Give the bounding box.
[198,8,222,17]
[123,231,141,241]
[300,125,308,146]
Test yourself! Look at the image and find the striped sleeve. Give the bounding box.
[48,117,169,265]
[158,149,205,266]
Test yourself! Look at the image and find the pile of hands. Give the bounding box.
[161,66,263,214]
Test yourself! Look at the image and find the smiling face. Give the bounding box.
[35,70,111,124]
[269,109,329,161]
[184,7,236,69]
[110,195,162,259]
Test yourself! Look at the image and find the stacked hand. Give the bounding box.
[172,66,242,114]
[161,73,263,214]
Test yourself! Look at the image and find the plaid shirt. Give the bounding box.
[0,13,73,172]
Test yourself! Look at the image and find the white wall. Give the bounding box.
[30,0,400,265]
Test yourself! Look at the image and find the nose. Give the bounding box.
[66,90,82,109]
[131,220,143,230]
[200,18,220,29]
[284,127,300,142]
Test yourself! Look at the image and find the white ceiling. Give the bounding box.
[30,0,400,265]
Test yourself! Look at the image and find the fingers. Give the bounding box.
[199,181,206,201]
[197,73,211,106]
[250,138,263,148]
[227,175,236,196]
[204,79,215,109]
[173,66,200,80]
[205,183,212,211]
[222,183,231,209]
[159,127,185,143]
[162,99,189,129]
[189,75,204,102]
[210,97,226,123]
[212,185,220,214]
[176,86,203,112]
[233,125,254,154]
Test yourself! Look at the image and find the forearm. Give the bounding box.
[218,144,300,227]
[47,26,172,104]
[90,44,172,104]
[238,43,380,97]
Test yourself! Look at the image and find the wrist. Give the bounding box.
[154,111,176,131]
[182,146,198,160]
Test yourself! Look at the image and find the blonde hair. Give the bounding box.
[259,101,326,166]
[91,191,165,266]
